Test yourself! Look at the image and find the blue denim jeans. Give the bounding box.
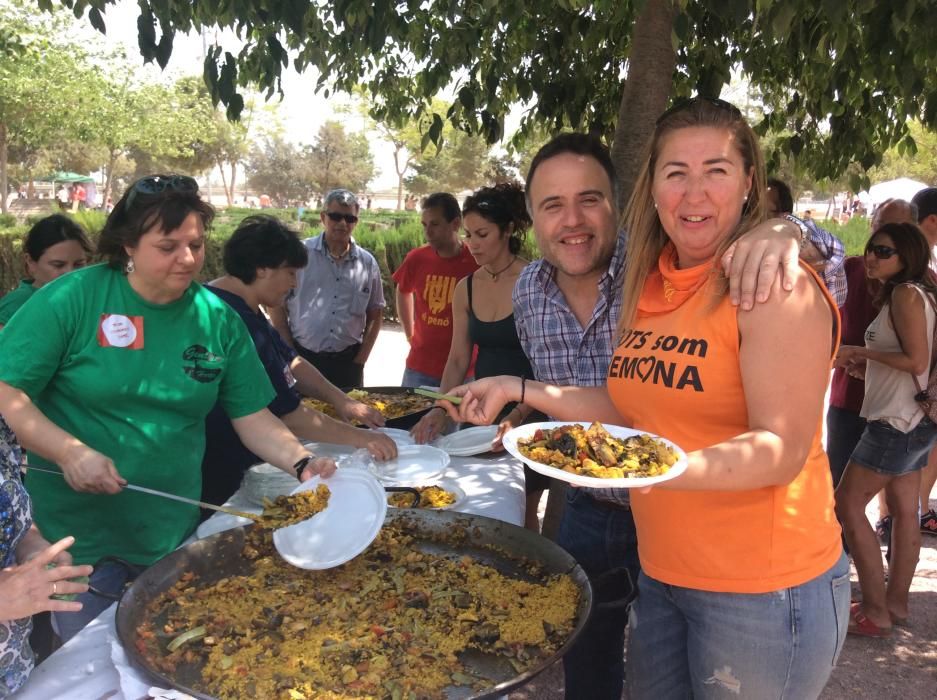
[400,367,442,388]
[627,552,850,700]
[826,405,866,489]
[557,490,640,700]
[52,560,139,643]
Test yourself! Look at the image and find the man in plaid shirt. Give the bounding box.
[514,133,838,700]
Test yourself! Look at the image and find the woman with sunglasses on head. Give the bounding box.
[0,175,335,642]
[410,183,544,530]
[442,98,847,697]
[834,222,937,637]
[0,214,92,330]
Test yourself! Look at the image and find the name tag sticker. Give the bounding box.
[97,314,144,349]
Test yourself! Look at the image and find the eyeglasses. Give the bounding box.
[325,211,359,225]
[656,96,744,125]
[865,244,899,260]
[126,175,199,210]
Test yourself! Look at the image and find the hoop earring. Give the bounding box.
[125,258,135,274]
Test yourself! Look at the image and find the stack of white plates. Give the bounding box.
[433,425,499,457]
[240,463,299,506]
[369,445,450,485]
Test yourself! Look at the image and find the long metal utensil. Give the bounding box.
[26,465,261,522]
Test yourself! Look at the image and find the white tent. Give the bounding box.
[863,178,928,207]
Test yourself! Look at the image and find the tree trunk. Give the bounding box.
[104,149,118,210]
[0,123,7,215]
[217,160,231,205]
[229,162,237,206]
[610,0,678,210]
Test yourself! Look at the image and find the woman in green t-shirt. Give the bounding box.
[0,214,92,329]
[0,175,335,642]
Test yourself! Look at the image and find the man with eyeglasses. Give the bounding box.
[269,189,384,388]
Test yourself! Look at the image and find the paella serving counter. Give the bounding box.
[15,451,569,700]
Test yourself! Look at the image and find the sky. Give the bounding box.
[90,0,400,190]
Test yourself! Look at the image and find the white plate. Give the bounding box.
[375,427,415,447]
[196,508,261,539]
[386,478,466,510]
[369,444,450,484]
[273,469,387,570]
[300,441,357,460]
[433,425,499,457]
[502,422,688,489]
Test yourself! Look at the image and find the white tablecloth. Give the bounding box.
[14,452,525,700]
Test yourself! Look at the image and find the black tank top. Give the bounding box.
[467,274,534,381]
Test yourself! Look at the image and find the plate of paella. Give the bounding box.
[502,421,687,488]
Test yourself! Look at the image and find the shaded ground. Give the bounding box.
[369,326,937,699]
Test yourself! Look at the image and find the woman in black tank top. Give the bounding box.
[409,183,547,530]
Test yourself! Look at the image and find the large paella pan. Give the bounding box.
[115,509,592,699]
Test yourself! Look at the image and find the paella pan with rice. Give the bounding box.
[118,509,591,700]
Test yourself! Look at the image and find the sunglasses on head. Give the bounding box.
[126,175,199,210]
[325,211,359,224]
[656,96,744,125]
[865,244,899,259]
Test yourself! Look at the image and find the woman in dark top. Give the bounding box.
[411,183,544,529]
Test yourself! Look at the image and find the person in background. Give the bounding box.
[0,175,335,642]
[409,183,541,529]
[835,221,937,636]
[910,187,937,535]
[0,417,92,696]
[767,177,846,306]
[393,192,478,388]
[0,214,92,330]
[447,98,847,699]
[269,189,384,388]
[827,199,918,551]
[202,215,395,507]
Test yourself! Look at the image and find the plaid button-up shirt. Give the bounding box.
[513,231,629,505]
[807,220,847,307]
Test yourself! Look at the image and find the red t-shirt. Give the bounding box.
[392,244,478,378]
[829,256,876,412]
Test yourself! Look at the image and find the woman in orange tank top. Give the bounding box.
[442,98,848,699]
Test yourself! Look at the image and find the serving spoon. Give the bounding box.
[25,465,262,522]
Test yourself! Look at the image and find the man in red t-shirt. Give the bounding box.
[393,192,478,387]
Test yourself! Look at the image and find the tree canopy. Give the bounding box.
[43,0,937,203]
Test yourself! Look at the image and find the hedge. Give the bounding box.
[0,208,541,321]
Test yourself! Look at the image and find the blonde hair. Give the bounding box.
[618,99,768,335]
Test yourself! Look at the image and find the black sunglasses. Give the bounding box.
[325,211,359,224]
[656,96,744,125]
[126,175,199,210]
[865,244,899,260]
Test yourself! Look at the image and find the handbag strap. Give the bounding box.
[887,283,937,393]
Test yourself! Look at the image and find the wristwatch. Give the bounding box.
[782,214,809,250]
[292,454,315,478]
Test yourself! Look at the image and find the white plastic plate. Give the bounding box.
[369,444,450,484]
[433,425,499,457]
[273,469,387,569]
[502,422,688,489]
[375,427,415,447]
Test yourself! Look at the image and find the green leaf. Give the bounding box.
[87,7,106,34]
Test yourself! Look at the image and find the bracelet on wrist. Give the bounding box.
[782,214,809,250]
[292,454,314,478]
[520,376,527,404]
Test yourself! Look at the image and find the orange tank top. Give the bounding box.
[607,245,842,593]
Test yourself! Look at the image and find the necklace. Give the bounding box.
[483,255,516,281]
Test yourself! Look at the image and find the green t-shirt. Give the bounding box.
[0,264,274,565]
[0,279,37,325]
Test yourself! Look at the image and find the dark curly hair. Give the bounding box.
[98,174,214,270]
[461,182,531,255]
[224,216,308,284]
[869,222,937,308]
